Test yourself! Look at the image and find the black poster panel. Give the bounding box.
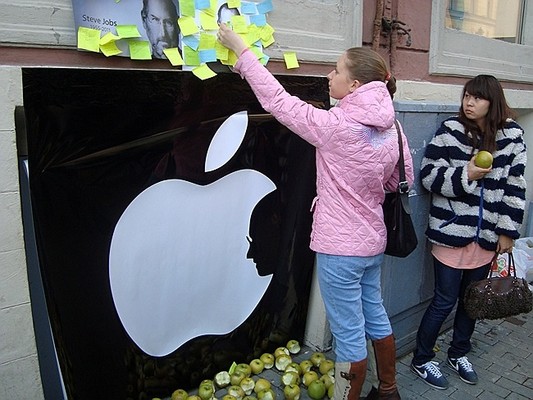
[22,68,328,400]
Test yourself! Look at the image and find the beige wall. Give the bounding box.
[0,66,44,399]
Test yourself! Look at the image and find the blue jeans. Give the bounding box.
[316,253,392,363]
[412,257,491,365]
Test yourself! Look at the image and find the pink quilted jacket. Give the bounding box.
[234,49,414,256]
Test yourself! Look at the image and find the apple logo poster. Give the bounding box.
[109,111,275,357]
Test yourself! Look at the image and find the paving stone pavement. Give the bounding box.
[265,310,533,400]
[180,309,532,400]
[394,311,533,400]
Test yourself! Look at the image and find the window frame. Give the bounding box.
[429,0,533,83]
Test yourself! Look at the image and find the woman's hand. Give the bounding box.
[467,155,491,181]
[497,235,514,254]
[217,23,248,56]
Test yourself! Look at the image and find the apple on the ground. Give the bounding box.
[198,382,214,400]
[307,379,327,400]
[274,346,290,358]
[284,383,301,400]
[257,388,276,400]
[319,359,335,376]
[286,339,301,354]
[214,370,231,388]
[250,358,265,375]
[240,377,255,395]
[230,370,246,386]
[299,359,313,374]
[254,378,272,394]
[235,362,252,378]
[303,370,320,387]
[275,354,292,371]
[281,370,300,386]
[310,352,326,367]
[260,353,275,369]
[228,385,246,399]
[170,389,189,400]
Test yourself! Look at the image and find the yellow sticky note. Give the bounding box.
[200,11,218,31]
[231,15,248,34]
[262,35,275,48]
[220,50,238,66]
[183,46,201,66]
[100,32,120,46]
[100,41,122,57]
[215,41,229,61]
[179,16,200,36]
[283,52,299,69]
[246,25,261,46]
[129,40,152,60]
[77,27,101,53]
[199,33,217,49]
[193,64,217,80]
[163,48,184,66]
[116,25,141,39]
[179,0,196,17]
[227,0,241,8]
[259,24,275,41]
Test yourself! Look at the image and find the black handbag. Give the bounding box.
[382,121,418,257]
[464,252,533,320]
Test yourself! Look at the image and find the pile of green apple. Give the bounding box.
[160,340,335,400]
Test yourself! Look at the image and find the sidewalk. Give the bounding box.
[395,311,533,399]
[262,310,533,400]
[184,310,532,400]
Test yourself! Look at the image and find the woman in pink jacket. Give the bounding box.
[218,24,414,400]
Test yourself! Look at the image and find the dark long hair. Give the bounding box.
[458,75,516,153]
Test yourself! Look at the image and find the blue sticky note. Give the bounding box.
[199,48,217,63]
[241,2,258,14]
[250,14,267,26]
[257,0,273,14]
[182,35,200,50]
[195,0,210,9]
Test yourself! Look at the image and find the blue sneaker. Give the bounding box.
[411,361,449,389]
[448,356,478,384]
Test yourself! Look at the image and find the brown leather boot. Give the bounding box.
[371,335,401,399]
[334,359,367,400]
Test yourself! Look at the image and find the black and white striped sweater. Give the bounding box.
[420,116,527,251]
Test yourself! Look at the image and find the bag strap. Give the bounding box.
[393,121,413,214]
[394,120,408,194]
[488,252,517,279]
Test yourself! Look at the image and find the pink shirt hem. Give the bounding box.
[432,242,494,269]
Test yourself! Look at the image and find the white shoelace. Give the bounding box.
[455,356,474,372]
[421,361,443,377]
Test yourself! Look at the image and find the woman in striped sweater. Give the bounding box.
[410,75,527,390]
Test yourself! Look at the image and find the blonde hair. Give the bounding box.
[344,48,395,98]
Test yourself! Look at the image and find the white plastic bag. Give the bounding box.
[514,238,533,282]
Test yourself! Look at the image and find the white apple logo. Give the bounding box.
[109,111,275,357]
